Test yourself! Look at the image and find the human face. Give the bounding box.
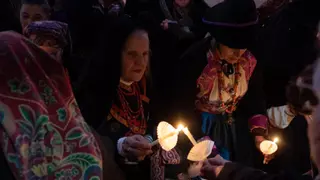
[29,34,62,61]
[219,44,246,64]
[20,4,49,30]
[174,0,191,8]
[121,30,149,82]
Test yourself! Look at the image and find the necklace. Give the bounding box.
[214,51,241,124]
[116,83,146,134]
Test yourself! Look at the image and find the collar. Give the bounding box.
[120,78,133,86]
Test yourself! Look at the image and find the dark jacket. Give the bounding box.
[0,0,21,33]
[218,163,312,180]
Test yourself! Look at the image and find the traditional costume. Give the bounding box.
[173,0,267,161]
[0,31,103,179]
[248,0,320,175]
[77,16,179,180]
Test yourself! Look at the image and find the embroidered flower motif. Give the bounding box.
[20,143,29,158]
[31,163,48,177]
[41,86,57,105]
[30,141,45,159]
[57,108,67,122]
[0,110,4,124]
[55,167,80,179]
[8,78,30,94]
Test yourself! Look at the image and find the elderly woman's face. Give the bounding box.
[121,30,149,82]
[174,0,191,7]
[20,4,49,30]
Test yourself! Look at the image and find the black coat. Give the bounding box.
[0,0,21,33]
[250,0,320,108]
[248,0,320,174]
[218,162,312,180]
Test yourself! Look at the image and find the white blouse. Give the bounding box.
[208,65,248,103]
[267,105,295,129]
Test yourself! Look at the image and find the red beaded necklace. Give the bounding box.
[210,49,241,117]
[116,82,146,134]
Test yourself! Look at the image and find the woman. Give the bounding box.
[23,20,69,61]
[76,16,180,180]
[20,0,51,30]
[0,31,103,179]
[247,0,320,173]
[174,0,267,161]
[199,60,320,180]
[251,65,317,176]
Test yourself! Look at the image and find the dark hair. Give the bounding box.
[21,0,51,15]
[286,65,319,115]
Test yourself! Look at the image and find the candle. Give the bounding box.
[151,124,184,146]
[182,127,197,146]
[260,138,279,164]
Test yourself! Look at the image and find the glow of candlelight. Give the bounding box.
[151,124,184,146]
[182,127,197,146]
[273,137,279,144]
[260,138,279,164]
[177,124,184,131]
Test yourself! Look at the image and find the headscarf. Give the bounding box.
[24,21,68,49]
[77,15,145,130]
[0,31,102,179]
[23,21,70,61]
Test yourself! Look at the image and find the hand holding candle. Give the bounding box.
[182,127,215,162]
[151,122,184,151]
[260,137,279,164]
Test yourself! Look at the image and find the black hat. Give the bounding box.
[203,0,258,49]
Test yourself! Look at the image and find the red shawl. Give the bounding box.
[0,32,102,179]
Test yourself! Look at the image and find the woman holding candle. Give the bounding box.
[199,58,320,180]
[94,16,153,180]
[77,16,181,180]
[174,0,267,161]
[253,65,317,174]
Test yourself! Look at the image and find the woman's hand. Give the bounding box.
[160,19,169,30]
[255,136,275,164]
[122,135,153,161]
[200,155,229,180]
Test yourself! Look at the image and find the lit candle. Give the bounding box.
[151,124,184,146]
[260,138,279,164]
[182,127,197,146]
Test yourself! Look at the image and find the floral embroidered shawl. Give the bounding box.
[0,32,102,180]
[195,49,257,114]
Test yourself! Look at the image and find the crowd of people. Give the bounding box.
[0,0,320,179]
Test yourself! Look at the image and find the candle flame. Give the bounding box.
[177,124,184,131]
[273,138,279,143]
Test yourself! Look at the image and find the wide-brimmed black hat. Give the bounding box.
[203,0,258,49]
